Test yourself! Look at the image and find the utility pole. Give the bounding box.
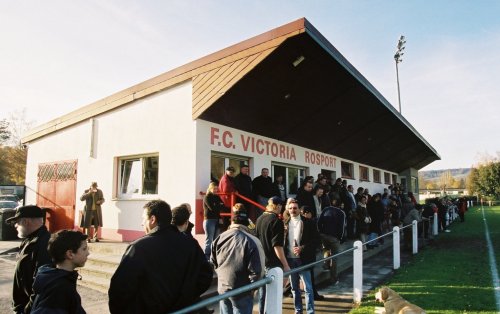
[394,35,406,114]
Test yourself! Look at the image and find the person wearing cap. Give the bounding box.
[218,166,237,209]
[7,205,51,314]
[255,196,290,314]
[211,203,264,314]
[80,182,105,242]
[234,162,253,207]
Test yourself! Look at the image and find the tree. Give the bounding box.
[468,161,500,199]
[0,119,10,144]
[0,109,34,184]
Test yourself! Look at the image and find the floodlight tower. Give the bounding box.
[394,35,406,114]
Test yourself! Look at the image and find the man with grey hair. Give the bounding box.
[7,205,51,314]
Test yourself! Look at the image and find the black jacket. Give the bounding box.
[234,173,253,199]
[317,206,346,241]
[203,193,227,219]
[13,225,51,314]
[31,265,85,314]
[284,215,321,264]
[296,188,315,217]
[108,225,213,314]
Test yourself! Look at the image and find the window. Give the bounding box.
[392,174,398,185]
[119,155,158,198]
[411,176,418,194]
[373,169,381,183]
[341,161,354,179]
[359,166,369,181]
[384,172,391,184]
[210,153,249,183]
[272,163,306,197]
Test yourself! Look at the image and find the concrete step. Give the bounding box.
[87,241,129,255]
[78,271,111,294]
[86,252,122,269]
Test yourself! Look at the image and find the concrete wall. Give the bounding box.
[25,81,195,241]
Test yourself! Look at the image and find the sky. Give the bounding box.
[1,0,499,171]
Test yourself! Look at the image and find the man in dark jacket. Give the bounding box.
[296,181,315,217]
[108,200,213,314]
[7,205,51,314]
[252,168,275,206]
[317,200,346,284]
[234,162,253,203]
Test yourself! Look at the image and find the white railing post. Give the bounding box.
[265,267,283,314]
[393,226,400,270]
[353,240,363,304]
[433,212,438,235]
[412,220,418,254]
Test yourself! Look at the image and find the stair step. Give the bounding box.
[87,241,129,255]
[78,272,111,294]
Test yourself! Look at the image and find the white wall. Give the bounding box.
[195,120,395,198]
[25,81,195,233]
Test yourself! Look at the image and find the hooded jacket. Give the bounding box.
[30,265,85,314]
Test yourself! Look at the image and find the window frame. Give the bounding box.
[341,161,354,179]
[359,166,370,182]
[373,169,381,183]
[117,154,159,199]
[384,172,391,184]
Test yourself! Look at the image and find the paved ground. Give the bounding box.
[0,238,414,314]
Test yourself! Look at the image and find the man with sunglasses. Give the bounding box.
[284,199,320,314]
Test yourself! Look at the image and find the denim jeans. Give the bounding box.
[288,258,314,314]
[203,219,219,259]
[220,295,253,314]
[258,267,270,314]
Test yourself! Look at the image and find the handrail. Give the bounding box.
[199,191,267,217]
[170,273,274,314]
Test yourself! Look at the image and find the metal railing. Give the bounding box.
[173,211,457,313]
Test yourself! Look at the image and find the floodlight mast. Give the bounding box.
[394,35,406,114]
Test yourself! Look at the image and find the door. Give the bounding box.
[37,161,77,232]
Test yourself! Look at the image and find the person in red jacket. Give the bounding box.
[218,166,237,208]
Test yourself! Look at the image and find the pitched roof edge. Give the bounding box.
[303,20,440,161]
[22,18,308,143]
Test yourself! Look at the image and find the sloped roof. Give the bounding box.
[23,18,439,172]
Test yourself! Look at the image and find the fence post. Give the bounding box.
[412,220,418,254]
[393,226,400,270]
[433,212,438,235]
[265,267,283,314]
[353,240,363,304]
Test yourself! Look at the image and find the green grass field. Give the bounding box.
[349,206,500,314]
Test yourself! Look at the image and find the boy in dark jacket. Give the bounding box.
[31,230,89,314]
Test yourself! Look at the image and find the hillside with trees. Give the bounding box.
[418,168,470,190]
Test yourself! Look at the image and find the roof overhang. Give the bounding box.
[23,18,439,172]
[195,19,440,172]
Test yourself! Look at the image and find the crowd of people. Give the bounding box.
[7,173,467,314]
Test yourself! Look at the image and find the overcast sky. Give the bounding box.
[1,1,499,170]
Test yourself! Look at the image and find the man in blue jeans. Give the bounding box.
[284,198,320,314]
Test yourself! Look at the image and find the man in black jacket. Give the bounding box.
[108,200,213,314]
[7,205,51,314]
[317,200,346,284]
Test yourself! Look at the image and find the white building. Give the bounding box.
[22,18,440,241]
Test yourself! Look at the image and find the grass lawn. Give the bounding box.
[349,205,500,314]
